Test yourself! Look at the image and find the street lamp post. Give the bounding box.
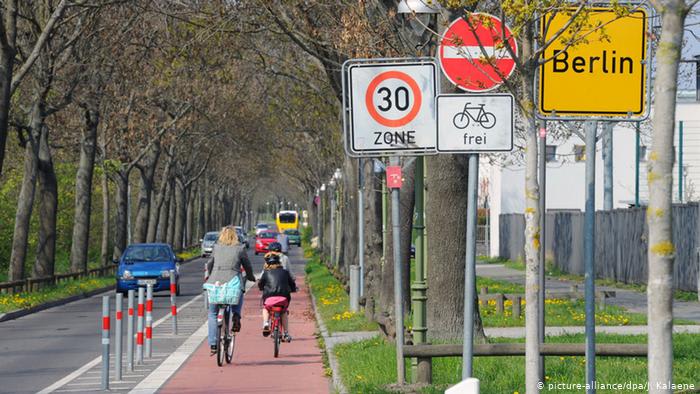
[397,0,440,384]
[329,178,336,267]
[320,184,326,255]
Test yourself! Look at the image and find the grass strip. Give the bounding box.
[480,257,699,306]
[335,333,700,394]
[475,276,647,327]
[304,252,377,334]
[0,276,114,313]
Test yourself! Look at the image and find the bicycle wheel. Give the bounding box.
[216,324,224,367]
[453,112,470,129]
[480,112,496,129]
[225,331,235,364]
[273,319,280,358]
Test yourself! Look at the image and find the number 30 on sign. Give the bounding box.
[344,60,437,156]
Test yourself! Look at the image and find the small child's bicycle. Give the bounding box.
[264,296,290,358]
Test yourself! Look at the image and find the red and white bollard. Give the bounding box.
[170,270,178,335]
[136,287,145,364]
[145,284,153,358]
[115,292,123,381]
[127,289,135,371]
[101,296,110,390]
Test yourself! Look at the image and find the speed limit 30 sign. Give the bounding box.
[343,59,437,156]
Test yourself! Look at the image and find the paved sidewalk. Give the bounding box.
[159,276,330,394]
[477,263,700,322]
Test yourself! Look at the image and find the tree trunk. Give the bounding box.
[8,106,41,281]
[186,186,194,245]
[174,180,186,250]
[647,1,685,390]
[133,143,160,243]
[197,180,205,239]
[425,154,485,342]
[363,161,384,323]
[166,180,176,246]
[0,3,16,177]
[156,181,171,243]
[112,171,129,260]
[70,107,98,273]
[33,125,57,278]
[100,160,110,266]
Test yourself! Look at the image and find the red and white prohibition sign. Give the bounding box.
[439,13,518,92]
[365,70,422,128]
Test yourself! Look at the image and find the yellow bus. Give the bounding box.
[276,210,299,232]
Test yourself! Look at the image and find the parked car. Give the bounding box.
[200,231,219,257]
[255,223,270,235]
[116,243,181,295]
[255,231,278,255]
[235,226,249,248]
[284,229,301,246]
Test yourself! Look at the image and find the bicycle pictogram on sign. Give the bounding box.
[452,102,496,130]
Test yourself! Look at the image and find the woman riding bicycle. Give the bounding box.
[205,226,255,354]
[258,254,296,341]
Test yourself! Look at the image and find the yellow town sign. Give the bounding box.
[538,7,649,118]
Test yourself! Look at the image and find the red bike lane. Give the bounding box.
[159,276,330,393]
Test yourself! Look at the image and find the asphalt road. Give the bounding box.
[0,244,287,394]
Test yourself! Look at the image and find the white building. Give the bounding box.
[486,100,700,257]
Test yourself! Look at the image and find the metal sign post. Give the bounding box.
[584,120,598,393]
[462,153,478,378]
[435,93,514,379]
[388,158,405,384]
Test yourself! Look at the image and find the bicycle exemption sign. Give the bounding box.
[436,94,514,153]
[343,59,437,156]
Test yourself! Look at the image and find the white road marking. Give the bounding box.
[128,322,207,394]
[36,293,203,394]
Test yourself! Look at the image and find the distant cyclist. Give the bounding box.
[258,254,296,341]
[205,226,255,354]
[263,242,295,280]
[276,231,289,254]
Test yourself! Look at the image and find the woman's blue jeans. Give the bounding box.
[207,297,244,346]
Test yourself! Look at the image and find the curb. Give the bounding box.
[308,284,348,394]
[0,256,200,323]
[0,284,115,323]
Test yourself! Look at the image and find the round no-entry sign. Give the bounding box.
[439,13,518,92]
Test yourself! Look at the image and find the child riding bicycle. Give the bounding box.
[258,254,296,342]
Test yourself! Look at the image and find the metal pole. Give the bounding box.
[382,163,388,264]
[462,154,479,379]
[127,290,134,371]
[603,123,614,211]
[115,292,123,381]
[412,156,429,383]
[101,296,110,391]
[584,121,597,393]
[136,287,144,364]
[390,157,405,385]
[349,265,360,312]
[635,123,640,207]
[145,284,153,358]
[537,122,546,382]
[358,158,365,297]
[170,270,178,335]
[330,190,336,266]
[679,120,684,202]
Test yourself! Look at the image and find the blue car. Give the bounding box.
[116,243,181,295]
